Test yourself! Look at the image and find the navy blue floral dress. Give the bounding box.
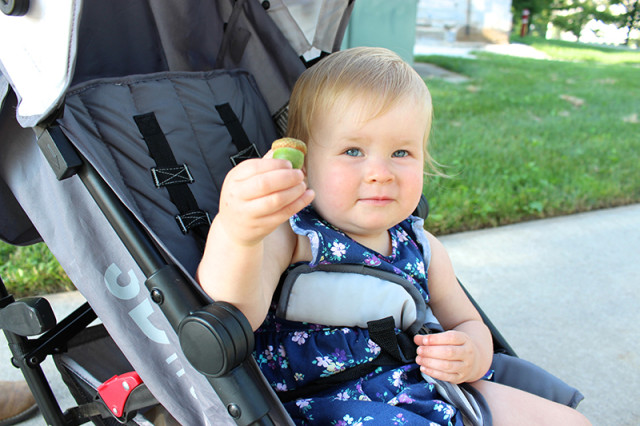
[254,206,463,425]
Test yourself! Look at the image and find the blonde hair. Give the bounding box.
[286,47,437,173]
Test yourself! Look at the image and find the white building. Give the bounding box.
[417,0,513,43]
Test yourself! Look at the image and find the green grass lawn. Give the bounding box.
[418,37,640,235]
[516,35,640,64]
[1,37,639,297]
[1,242,75,297]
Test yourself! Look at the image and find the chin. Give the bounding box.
[356,215,402,232]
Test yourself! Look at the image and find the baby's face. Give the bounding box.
[305,96,427,248]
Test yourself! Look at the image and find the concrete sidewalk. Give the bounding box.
[3,204,638,425]
[439,204,640,426]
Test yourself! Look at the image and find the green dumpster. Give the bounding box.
[342,0,419,65]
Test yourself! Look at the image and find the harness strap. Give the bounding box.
[368,316,421,364]
[277,360,378,404]
[277,316,432,404]
[215,103,260,166]
[133,112,210,247]
[277,350,401,404]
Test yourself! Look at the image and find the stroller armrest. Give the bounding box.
[179,302,253,378]
[146,265,286,424]
[145,265,254,378]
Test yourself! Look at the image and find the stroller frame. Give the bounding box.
[2,111,293,424]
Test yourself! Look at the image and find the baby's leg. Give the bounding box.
[471,380,591,426]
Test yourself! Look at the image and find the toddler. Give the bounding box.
[197,47,590,425]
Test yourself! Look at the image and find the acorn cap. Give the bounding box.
[271,137,307,155]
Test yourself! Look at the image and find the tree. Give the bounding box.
[609,0,640,45]
[513,0,640,43]
[549,0,616,41]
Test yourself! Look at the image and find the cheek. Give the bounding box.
[402,170,425,203]
[309,159,343,190]
[314,175,344,206]
[310,167,355,210]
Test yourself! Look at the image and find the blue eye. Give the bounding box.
[345,148,362,157]
[392,150,409,158]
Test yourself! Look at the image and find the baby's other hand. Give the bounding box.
[414,331,479,385]
[217,157,314,246]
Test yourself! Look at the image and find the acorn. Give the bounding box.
[271,137,307,169]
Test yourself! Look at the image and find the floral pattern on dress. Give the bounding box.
[290,207,430,294]
[253,207,462,425]
[279,364,462,425]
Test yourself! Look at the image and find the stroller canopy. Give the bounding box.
[0,0,351,127]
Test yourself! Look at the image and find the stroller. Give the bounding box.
[0,1,584,424]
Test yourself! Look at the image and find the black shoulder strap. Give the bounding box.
[133,112,210,247]
[277,316,434,403]
[215,103,260,166]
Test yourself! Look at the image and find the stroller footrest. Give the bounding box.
[97,372,143,418]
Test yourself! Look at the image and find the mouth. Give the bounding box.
[358,197,394,206]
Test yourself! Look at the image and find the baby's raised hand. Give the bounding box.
[413,331,480,385]
[217,156,314,246]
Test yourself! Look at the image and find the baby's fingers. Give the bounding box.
[248,181,312,220]
[416,342,465,363]
[228,156,291,180]
[223,164,305,210]
[251,168,306,200]
[417,359,466,384]
[413,330,467,347]
[415,346,469,384]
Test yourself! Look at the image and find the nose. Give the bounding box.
[364,158,394,184]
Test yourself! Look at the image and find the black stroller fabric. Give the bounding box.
[59,69,277,274]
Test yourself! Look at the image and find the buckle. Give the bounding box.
[151,164,194,187]
[175,210,211,234]
[230,144,260,166]
[97,372,143,418]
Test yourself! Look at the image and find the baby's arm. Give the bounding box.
[196,156,314,330]
[414,232,493,384]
